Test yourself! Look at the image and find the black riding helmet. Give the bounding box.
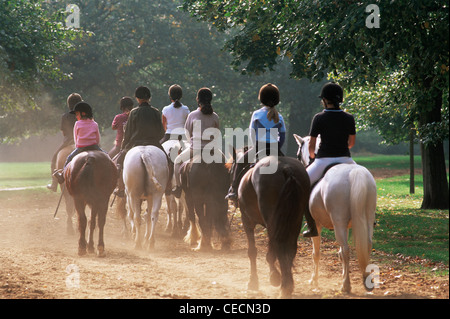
[70,101,93,118]
[319,82,343,104]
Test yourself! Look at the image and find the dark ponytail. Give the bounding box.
[168,84,183,109]
[197,87,213,115]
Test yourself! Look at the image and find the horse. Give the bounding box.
[162,139,188,237]
[55,144,76,234]
[123,145,169,250]
[293,134,377,293]
[64,151,118,257]
[228,148,310,298]
[180,151,231,251]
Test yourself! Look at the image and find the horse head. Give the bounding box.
[226,146,253,187]
[293,134,321,167]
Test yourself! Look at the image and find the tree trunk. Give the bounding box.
[419,89,449,209]
[409,125,415,194]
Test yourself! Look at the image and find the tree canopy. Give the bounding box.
[0,0,83,142]
[182,0,449,208]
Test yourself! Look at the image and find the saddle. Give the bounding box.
[310,162,341,191]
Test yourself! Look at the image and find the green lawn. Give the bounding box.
[354,154,423,170]
[375,174,448,266]
[0,162,50,189]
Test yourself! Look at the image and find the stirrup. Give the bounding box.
[52,170,65,184]
[225,192,237,201]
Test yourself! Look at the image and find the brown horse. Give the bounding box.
[65,151,118,257]
[55,144,76,234]
[180,153,231,251]
[229,149,310,298]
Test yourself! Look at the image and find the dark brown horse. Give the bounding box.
[229,149,310,298]
[180,153,231,251]
[65,151,118,257]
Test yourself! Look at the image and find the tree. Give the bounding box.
[0,0,82,142]
[182,0,449,209]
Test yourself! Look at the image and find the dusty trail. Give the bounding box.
[0,185,448,301]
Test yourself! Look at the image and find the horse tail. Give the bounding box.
[349,166,377,286]
[140,151,163,194]
[269,168,304,272]
[76,155,97,201]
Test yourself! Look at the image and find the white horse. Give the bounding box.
[293,134,377,293]
[162,139,189,237]
[123,145,169,249]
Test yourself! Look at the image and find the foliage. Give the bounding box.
[182,0,449,208]
[182,0,449,144]
[41,0,302,134]
[0,0,83,142]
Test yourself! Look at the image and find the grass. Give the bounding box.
[354,154,423,170]
[0,162,50,189]
[1,157,449,270]
[375,174,448,266]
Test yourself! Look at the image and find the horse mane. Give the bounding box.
[224,146,250,171]
[225,157,233,171]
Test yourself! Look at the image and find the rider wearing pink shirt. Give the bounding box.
[54,102,104,183]
[73,117,100,148]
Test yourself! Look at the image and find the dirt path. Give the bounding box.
[0,183,448,301]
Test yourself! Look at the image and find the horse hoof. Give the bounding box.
[279,288,293,299]
[193,242,212,252]
[270,271,281,287]
[78,248,87,256]
[97,247,106,258]
[247,280,259,291]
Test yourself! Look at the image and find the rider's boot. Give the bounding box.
[303,206,319,237]
[52,169,65,184]
[113,164,125,197]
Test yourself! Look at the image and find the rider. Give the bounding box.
[225,83,286,201]
[47,93,81,191]
[108,96,134,159]
[171,87,219,198]
[53,101,104,183]
[114,86,172,197]
[307,82,356,185]
[160,84,190,144]
[302,82,356,237]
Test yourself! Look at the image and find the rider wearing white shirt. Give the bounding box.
[161,84,190,143]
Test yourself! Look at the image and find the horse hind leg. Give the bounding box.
[75,200,87,256]
[129,197,143,249]
[212,201,232,251]
[309,225,322,288]
[335,226,351,293]
[270,234,298,298]
[147,196,162,250]
[266,246,281,287]
[241,212,259,291]
[183,196,201,247]
[194,201,213,251]
[96,201,108,257]
[87,207,97,254]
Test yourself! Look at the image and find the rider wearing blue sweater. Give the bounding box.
[226,83,285,199]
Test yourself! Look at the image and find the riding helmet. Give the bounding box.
[319,82,343,103]
[70,101,93,118]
